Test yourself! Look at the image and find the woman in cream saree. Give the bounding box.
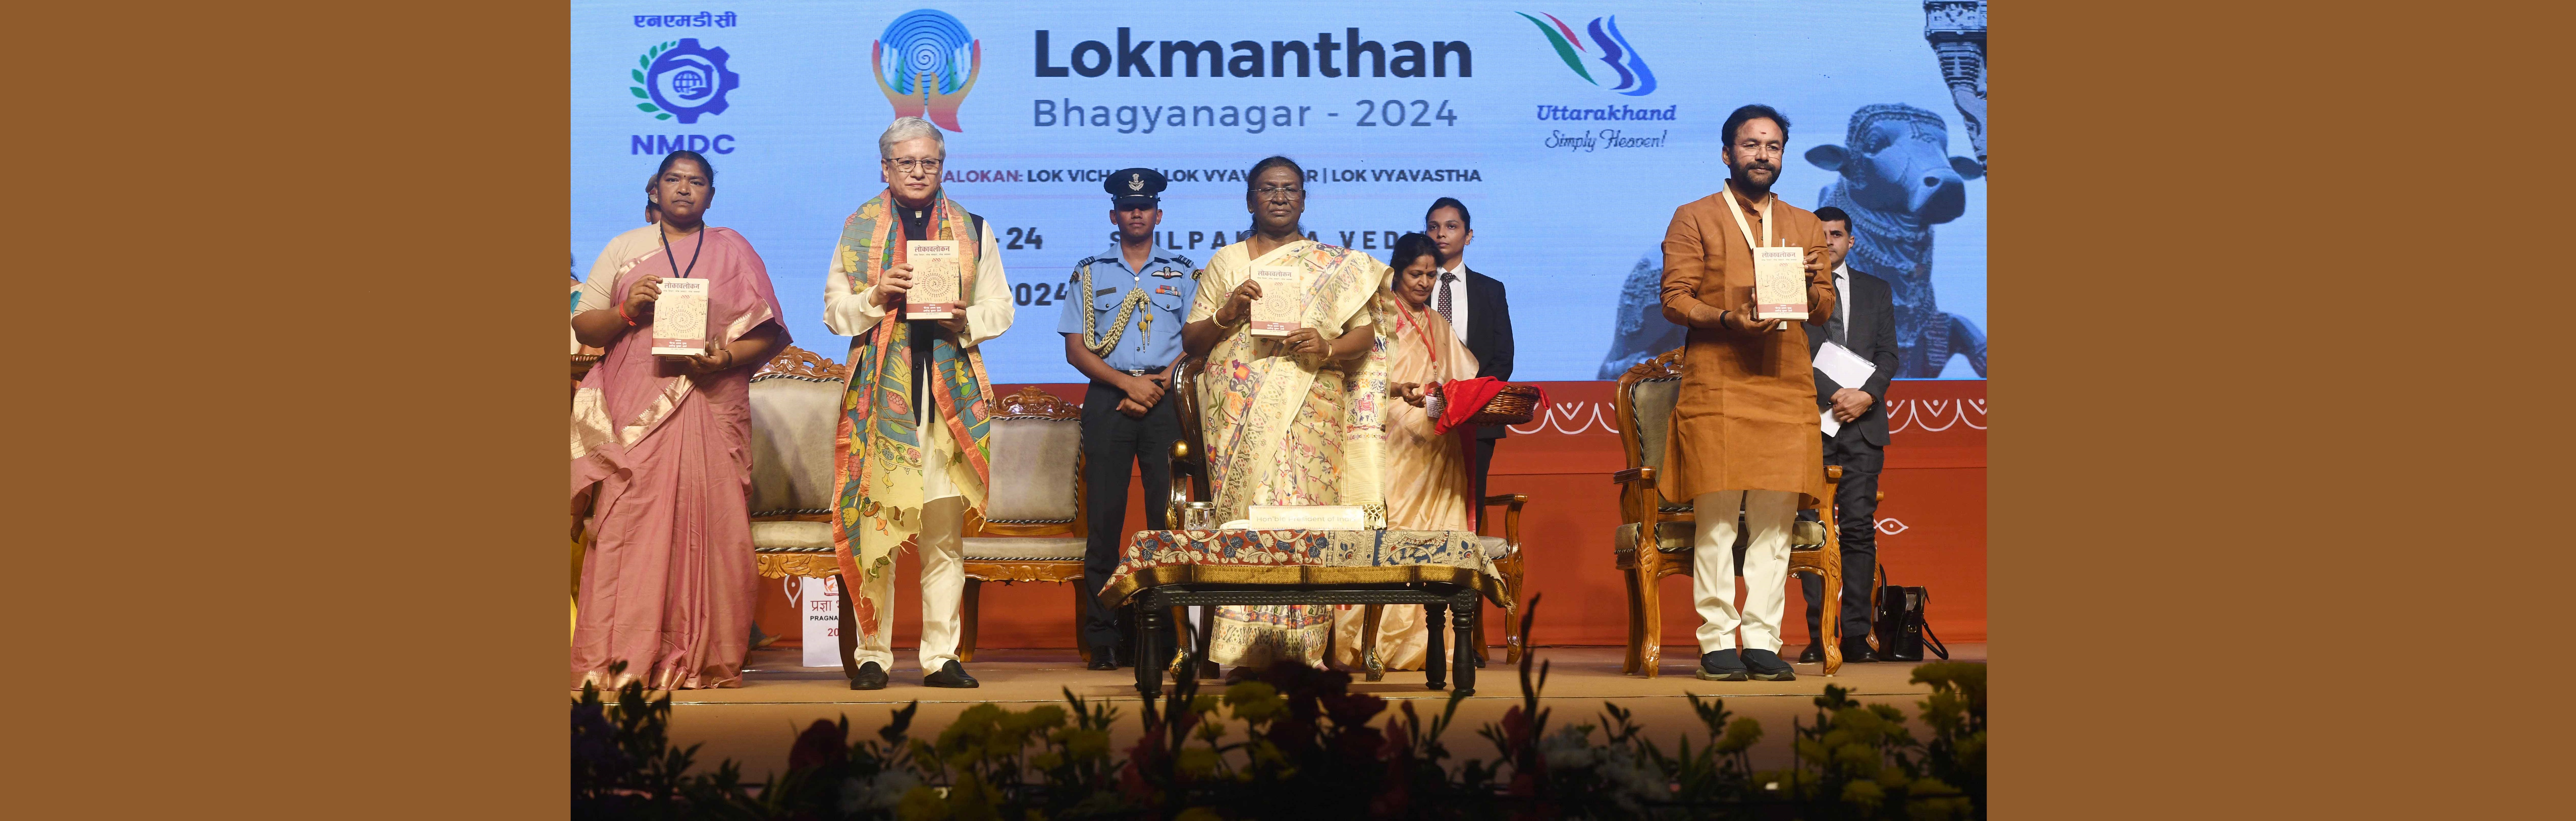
[1329,233,1479,673]
[1182,156,1391,669]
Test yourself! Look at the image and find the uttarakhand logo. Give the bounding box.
[630,38,739,123]
[875,9,980,132]
[1517,13,1655,96]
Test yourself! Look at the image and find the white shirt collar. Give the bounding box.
[1833,261,1850,280]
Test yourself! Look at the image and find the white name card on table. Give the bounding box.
[798,576,842,668]
[903,240,961,319]
[648,278,710,355]
[1245,504,1368,531]
[1752,246,1809,322]
[1247,266,1300,337]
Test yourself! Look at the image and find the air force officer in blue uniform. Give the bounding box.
[1059,168,1196,670]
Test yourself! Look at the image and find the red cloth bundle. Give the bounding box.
[1432,376,1540,434]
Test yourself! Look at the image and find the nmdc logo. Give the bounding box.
[630,38,740,123]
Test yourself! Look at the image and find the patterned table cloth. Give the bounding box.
[1096,529,1507,610]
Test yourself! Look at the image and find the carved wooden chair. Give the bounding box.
[1163,355,1223,679]
[746,346,850,586]
[1474,474,1528,663]
[956,386,1091,663]
[1609,349,1848,678]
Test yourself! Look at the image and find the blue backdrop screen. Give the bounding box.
[572,1,1988,381]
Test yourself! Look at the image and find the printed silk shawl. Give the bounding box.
[829,190,996,585]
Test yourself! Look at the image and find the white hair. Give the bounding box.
[878,117,946,159]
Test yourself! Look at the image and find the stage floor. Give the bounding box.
[650,643,1989,779]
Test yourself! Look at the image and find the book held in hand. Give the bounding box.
[1752,246,1809,322]
[1247,265,1300,337]
[903,240,960,320]
[649,278,710,356]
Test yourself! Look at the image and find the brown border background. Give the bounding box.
[13,1,2551,817]
[19,2,564,817]
[1994,2,2552,817]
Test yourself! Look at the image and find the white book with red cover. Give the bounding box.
[904,240,960,319]
[649,278,710,356]
[1247,266,1300,337]
[1752,247,1808,321]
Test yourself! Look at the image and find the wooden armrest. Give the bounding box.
[1611,467,1656,485]
[1479,494,1526,508]
[1826,464,1844,482]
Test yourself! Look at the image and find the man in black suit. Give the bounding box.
[1798,205,1899,665]
[1424,197,1515,517]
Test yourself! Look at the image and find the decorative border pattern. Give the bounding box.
[1508,401,1624,435]
[1885,398,1987,432]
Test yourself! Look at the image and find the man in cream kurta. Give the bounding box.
[820,178,1014,687]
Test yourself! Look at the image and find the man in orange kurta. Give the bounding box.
[1657,105,1838,682]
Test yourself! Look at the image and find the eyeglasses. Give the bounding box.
[1254,186,1306,199]
[886,158,943,173]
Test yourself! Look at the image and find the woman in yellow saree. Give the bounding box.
[1329,232,1479,672]
[1181,156,1391,669]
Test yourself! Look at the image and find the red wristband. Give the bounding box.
[618,305,637,326]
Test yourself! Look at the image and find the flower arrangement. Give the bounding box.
[573,596,1987,819]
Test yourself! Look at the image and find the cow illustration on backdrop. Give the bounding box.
[1595,250,1684,379]
[1806,103,1984,378]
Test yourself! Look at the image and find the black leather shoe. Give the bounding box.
[1797,644,1823,664]
[1741,649,1796,681]
[1696,650,1749,681]
[1086,647,1118,671]
[849,662,888,691]
[924,660,981,688]
[1840,644,1879,663]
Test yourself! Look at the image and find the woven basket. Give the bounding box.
[1465,384,1542,426]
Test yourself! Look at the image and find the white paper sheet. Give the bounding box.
[1814,340,1875,391]
[1820,409,1841,437]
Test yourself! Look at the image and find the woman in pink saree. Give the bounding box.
[1330,233,1479,672]
[569,150,789,690]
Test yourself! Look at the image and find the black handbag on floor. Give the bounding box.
[1873,570,1948,662]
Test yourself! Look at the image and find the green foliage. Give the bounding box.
[570,604,1989,819]
[569,662,758,819]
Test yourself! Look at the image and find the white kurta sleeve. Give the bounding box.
[823,246,890,337]
[958,228,1014,349]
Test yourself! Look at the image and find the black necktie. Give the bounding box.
[1437,271,1458,325]
[1826,274,1848,347]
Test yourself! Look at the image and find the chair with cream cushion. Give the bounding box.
[956,386,1091,663]
[746,346,850,582]
[1609,348,1848,678]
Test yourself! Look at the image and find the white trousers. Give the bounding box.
[849,495,967,670]
[1690,489,1797,653]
